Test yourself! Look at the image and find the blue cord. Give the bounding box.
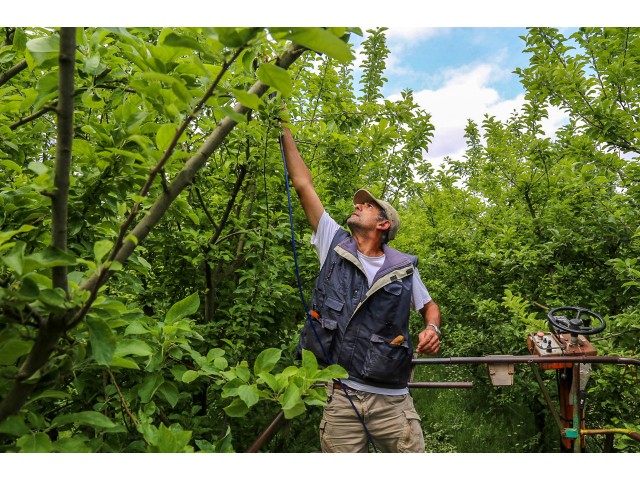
[277,132,379,453]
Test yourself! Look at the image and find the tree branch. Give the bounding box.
[0,59,27,88]
[208,164,247,246]
[106,47,246,271]
[194,184,219,230]
[10,104,57,130]
[74,42,308,326]
[51,27,76,294]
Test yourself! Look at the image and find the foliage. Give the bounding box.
[1,25,638,454]
[401,27,640,453]
[0,26,355,452]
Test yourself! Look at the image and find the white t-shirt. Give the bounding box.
[310,211,432,311]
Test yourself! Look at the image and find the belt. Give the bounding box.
[332,382,353,391]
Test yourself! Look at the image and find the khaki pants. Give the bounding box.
[319,383,425,453]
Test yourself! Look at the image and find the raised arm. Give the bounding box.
[281,126,325,232]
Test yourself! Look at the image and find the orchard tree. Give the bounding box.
[0,26,436,453]
[396,29,640,451]
[0,26,358,452]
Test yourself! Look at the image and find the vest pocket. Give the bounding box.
[299,316,338,364]
[361,333,411,385]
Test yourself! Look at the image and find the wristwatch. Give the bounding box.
[426,323,442,340]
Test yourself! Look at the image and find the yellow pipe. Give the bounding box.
[581,428,640,443]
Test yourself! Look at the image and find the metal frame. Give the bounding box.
[246,355,640,452]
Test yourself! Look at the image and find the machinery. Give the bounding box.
[527,306,606,452]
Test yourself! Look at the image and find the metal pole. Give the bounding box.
[530,364,564,432]
[246,410,287,453]
[411,355,640,367]
[408,382,473,389]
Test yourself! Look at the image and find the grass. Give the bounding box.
[411,364,554,453]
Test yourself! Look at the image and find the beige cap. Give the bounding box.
[353,189,400,241]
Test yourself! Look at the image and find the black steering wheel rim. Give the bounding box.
[547,306,606,335]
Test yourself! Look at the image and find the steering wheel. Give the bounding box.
[547,306,606,335]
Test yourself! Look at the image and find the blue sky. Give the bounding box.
[379,28,530,98]
[350,26,569,168]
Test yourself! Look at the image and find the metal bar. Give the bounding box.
[245,410,287,453]
[411,355,640,366]
[408,382,473,389]
[530,364,564,432]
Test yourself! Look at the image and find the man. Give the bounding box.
[281,125,441,453]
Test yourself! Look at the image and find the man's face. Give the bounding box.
[347,201,388,233]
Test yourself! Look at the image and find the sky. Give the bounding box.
[355,26,570,170]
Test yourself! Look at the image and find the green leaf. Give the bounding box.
[182,370,201,383]
[17,432,52,452]
[93,239,113,263]
[0,416,31,436]
[281,383,306,419]
[38,288,68,308]
[53,436,92,453]
[1,241,26,275]
[109,357,140,370]
[162,32,205,52]
[0,337,34,365]
[50,411,116,430]
[301,348,318,375]
[0,160,22,174]
[26,35,59,66]
[165,292,200,324]
[235,364,250,382]
[223,398,249,418]
[206,347,225,361]
[232,89,260,110]
[114,339,153,358]
[313,363,348,382]
[286,28,354,63]
[256,64,292,97]
[158,382,180,408]
[156,123,179,151]
[237,384,259,408]
[83,54,105,75]
[139,372,164,403]
[26,246,78,271]
[86,317,116,365]
[253,348,281,375]
[304,386,328,407]
[257,372,279,392]
[17,276,40,300]
[148,423,193,453]
[212,27,259,48]
[213,357,228,370]
[124,321,150,335]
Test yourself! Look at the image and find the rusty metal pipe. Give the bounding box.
[246,410,287,453]
[408,382,473,389]
[411,355,640,366]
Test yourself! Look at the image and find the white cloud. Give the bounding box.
[389,63,568,169]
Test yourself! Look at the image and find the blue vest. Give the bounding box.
[298,228,417,389]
